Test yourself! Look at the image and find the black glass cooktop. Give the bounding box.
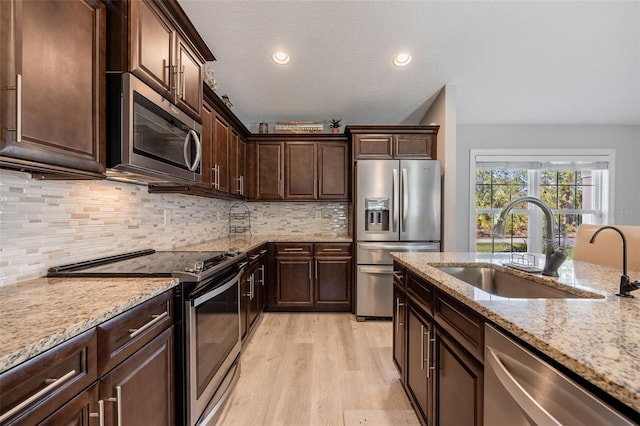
[47,249,234,277]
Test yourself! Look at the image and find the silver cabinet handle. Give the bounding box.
[420,325,425,371]
[171,64,178,95]
[259,250,267,255]
[486,346,562,425]
[322,248,343,252]
[395,298,405,331]
[250,254,260,261]
[128,311,168,338]
[392,271,403,282]
[283,247,303,251]
[16,74,22,142]
[107,386,122,426]
[240,175,244,195]
[260,265,265,286]
[89,400,105,426]
[315,259,318,279]
[250,275,255,299]
[0,369,77,422]
[180,65,186,99]
[425,329,435,378]
[309,262,312,281]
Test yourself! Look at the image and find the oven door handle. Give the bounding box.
[192,269,243,308]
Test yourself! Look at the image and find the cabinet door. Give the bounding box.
[199,100,214,188]
[285,142,316,199]
[435,328,483,426]
[240,270,251,340]
[392,284,406,379]
[39,384,99,426]
[229,130,244,196]
[394,134,436,159]
[175,35,202,120]
[318,142,349,200]
[353,135,393,159]
[314,257,351,309]
[213,114,230,193]
[248,268,260,327]
[238,137,246,197]
[255,142,283,200]
[406,304,434,425]
[129,0,173,99]
[276,258,313,307]
[99,327,174,426]
[0,0,105,176]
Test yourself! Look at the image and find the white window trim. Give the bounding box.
[468,148,616,252]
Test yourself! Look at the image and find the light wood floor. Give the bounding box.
[215,313,419,426]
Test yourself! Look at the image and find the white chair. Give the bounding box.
[573,224,640,272]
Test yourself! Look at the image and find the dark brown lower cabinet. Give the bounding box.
[406,303,434,425]
[435,327,483,426]
[276,258,313,307]
[99,327,174,425]
[40,384,98,426]
[314,257,351,308]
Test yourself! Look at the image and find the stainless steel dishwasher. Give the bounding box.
[484,324,635,425]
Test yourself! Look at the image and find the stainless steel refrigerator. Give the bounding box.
[356,159,441,320]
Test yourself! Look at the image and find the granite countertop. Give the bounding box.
[0,276,178,374]
[175,234,352,252]
[391,252,640,414]
[0,235,350,374]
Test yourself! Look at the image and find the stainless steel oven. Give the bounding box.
[106,73,202,184]
[181,264,243,425]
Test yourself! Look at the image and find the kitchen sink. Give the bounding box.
[435,266,601,299]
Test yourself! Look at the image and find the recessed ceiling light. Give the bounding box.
[272,51,290,65]
[393,52,412,67]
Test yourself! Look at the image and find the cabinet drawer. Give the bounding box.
[434,291,484,362]
[0,329,97,425]
[392,262,406,290]
[247,244,268,264]
[314,243,352,257]
[275,243,313,257]
[97,291,173,376]
[406,271,434,316]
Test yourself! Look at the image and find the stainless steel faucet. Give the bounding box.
[493,196,568,277]
[589,225,640,298]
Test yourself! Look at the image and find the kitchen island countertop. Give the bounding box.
[391,252,640,415]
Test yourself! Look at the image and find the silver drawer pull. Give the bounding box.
[322,248,343,252]
[107,386,123,426]
[128,311,168,338]
[0,369,76,422]
[250,254,260,260]
[283,248,304,251]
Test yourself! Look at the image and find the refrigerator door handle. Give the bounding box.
[402,168,408,232]
[392,168,399,233]
[358,266,394,275]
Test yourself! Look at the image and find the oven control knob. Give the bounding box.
[185,261,204,273]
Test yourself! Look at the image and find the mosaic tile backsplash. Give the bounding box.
[0,169,349,286]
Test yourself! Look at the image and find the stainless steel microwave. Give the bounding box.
[106,73,202,184]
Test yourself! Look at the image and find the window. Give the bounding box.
[471,150,614,258]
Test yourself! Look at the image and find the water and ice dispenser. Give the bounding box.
[364,198,390,232]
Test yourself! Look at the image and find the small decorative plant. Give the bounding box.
[329,118,342,133]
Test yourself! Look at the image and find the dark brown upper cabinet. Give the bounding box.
[0,0,106,178]
[105,0,214,121]
[248,134,350,202]
[346,125,439,160]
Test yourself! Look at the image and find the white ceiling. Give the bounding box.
[178,0,640,131]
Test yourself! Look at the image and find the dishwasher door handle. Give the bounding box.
[486,346,562,426]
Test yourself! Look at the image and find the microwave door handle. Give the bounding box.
[183,129,202,172]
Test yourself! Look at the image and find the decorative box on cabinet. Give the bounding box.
[0,0,106,178]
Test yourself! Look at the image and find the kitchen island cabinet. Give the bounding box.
[391,252,640,422]
[0,0,106,179]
